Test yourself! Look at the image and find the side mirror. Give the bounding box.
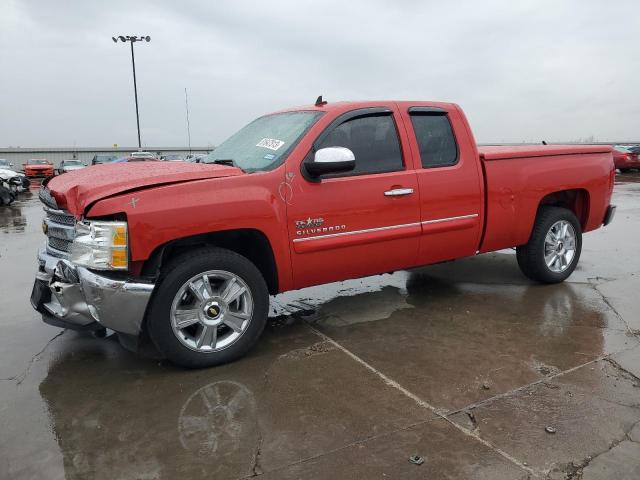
[304,147,355,179]
[9,163,13,167]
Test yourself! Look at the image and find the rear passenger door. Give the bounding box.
[286,107,421,289]
[399,105,483,265]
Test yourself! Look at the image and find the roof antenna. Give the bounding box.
[315,95,327,106]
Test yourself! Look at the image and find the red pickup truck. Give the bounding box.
[31,100,616,368]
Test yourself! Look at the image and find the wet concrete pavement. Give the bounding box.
[1,174,640,479]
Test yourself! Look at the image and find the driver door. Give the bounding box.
[286,107,421,290]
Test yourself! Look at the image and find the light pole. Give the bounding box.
[112,35,151,150]
[185,88,192,155]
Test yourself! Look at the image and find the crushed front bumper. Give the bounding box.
[31,247,155,335]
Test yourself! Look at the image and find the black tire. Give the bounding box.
[147,247,269,368]
[516,206,582,284]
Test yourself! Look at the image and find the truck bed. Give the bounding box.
[477,145,614,253]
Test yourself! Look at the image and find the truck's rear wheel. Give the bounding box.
[516,206,582,284]
[147,247,269,368]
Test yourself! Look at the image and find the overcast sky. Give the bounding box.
[1,0,639,147]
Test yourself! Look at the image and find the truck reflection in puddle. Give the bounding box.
[178,380,256,457]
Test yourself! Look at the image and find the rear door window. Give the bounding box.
[410,113,458,168]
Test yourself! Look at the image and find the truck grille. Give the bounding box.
[47,235,73,254]
[46,209,76,226]
[40,187,76,258]
[38,186,59,209]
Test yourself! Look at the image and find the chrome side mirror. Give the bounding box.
[304,147,355,179]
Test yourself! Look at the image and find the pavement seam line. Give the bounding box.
[1,330,65,385]
[305,324,540,478]
[605,357,640,383]
[236,417,436,480]
[445,356,603,417]
[589,280,640,337]
[445,337,640,417]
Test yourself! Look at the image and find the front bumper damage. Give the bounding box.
[31,247,155,336]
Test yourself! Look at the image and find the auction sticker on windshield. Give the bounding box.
[256,138,285,151]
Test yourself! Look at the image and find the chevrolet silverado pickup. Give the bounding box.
[31,100,617,368]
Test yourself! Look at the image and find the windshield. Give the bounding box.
[28,159,48,165]
[64,160,82,166]
[614,146,630,153]
[202,111,323,172]
[0,159,9,166]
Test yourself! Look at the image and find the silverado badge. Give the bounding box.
[294,217,346,237]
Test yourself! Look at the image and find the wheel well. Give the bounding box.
[538,189,589,229]
[142,229,279,295]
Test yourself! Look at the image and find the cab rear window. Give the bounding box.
[410,113,458,168]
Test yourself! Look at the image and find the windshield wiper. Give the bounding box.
[207,158,246,172]
[211,159,237,167]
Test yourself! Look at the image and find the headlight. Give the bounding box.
[70,220,128,270]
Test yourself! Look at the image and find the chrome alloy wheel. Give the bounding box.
[544,220,577,273]
[170,270,253,353]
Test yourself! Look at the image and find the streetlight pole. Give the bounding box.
[112,35,151,150]
[130,41,141,150]
[184,88,192,154]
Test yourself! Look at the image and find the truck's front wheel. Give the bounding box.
[516,206,582,284]
[147,247,269,368]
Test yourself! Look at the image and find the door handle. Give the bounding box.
[384,188,414,197]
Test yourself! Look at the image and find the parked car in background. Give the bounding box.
[160,154,186,161]
[0,177,15,205]
[112,155,160,163]
[23,159,54,178]
[58,159,87,174]
[32,99,616,368]
[130,151,158,160]
[0,167,30,192]
[613,145,640,173]
[91,154,119,165]
[186,154,206,163]
[0,159,15,170]
[1,157,31,190]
